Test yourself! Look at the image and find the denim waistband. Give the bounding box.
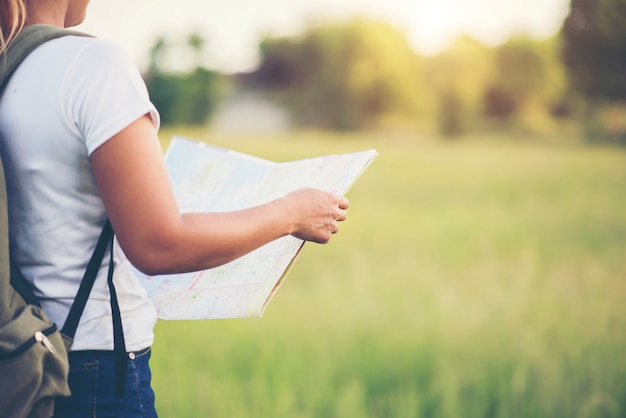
[69,346,151,360]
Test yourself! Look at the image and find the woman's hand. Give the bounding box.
[281,188,350,244]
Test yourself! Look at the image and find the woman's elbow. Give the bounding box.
[119,235,182,276]
[125,249,175,276]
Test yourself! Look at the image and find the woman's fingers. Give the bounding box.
[337,195,350,210]
[283,188,352,243]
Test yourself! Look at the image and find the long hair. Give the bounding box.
[0,0,27,55]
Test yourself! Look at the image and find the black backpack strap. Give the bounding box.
[9,262,40,306]
[107,236,128,398]
[61,220,113,338]
[61,220,128,398]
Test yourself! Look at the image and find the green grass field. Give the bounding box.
[151,130,626,418]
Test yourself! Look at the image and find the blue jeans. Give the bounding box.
[53,347,157,418]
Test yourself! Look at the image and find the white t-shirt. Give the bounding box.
[0,35,159,351]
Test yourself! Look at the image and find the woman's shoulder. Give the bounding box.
[7,34,140,94]
[44,35,145,92]
[48,35,136,67]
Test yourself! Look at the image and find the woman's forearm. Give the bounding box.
[131,199,292,275]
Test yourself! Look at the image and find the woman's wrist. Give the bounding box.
[271,196,297,237]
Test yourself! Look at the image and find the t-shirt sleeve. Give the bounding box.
[62,38,161,155]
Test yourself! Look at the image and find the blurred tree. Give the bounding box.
[144,32,226,126]
[187,32,206,69]
[425,37,494,136]
[248,18,424,131]
[562,0,626,141]
[484,36,567,132]
[562,0,626,99]
[483,87,517,119]
[147,36,168,75]
[439,89,464,137]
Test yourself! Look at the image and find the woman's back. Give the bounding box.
[0,34,158,351]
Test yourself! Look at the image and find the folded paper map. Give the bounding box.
[135,136,378,320]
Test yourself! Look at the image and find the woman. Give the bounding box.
[0,0,350,416]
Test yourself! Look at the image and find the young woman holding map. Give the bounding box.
[0,0,350,416]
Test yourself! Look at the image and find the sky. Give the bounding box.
[77,0,571,74]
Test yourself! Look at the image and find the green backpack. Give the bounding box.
[0,25,123,418]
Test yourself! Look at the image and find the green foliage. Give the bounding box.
[147,68,223,126]
[143,20,577,137]
[139,6,626,138]
[562,0,626,100]
[483,36,568,131]
[561,0,626,141]
[144,33,227,126]
[152,130,626,418]
[423,36,568,136]
[425,37,495,136]
[249,18,423,131]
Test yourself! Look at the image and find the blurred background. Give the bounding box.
[79,1,626,417]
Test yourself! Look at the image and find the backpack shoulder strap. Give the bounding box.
[0,154,12,321]
[0,24,90,89]
[0,24,92,317]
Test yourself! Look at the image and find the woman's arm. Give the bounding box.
[90,115,349,276]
